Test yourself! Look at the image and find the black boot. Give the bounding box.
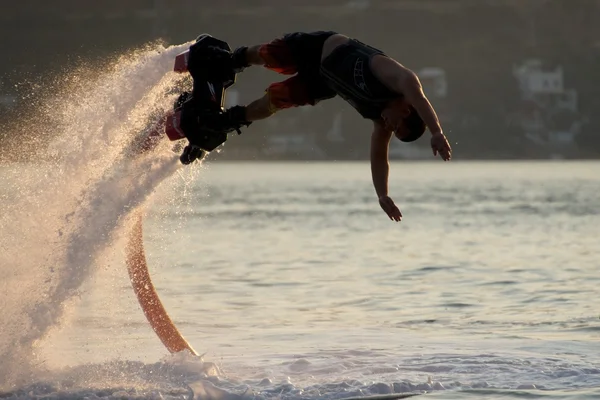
[188,44,250,81]
[206,105,252,135]
[230,46,250,73]
[179,104,252,153]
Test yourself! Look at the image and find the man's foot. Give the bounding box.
[188,44,250,81]
[179,104,251,151]
[210,105,252,135]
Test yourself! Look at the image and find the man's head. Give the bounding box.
[381,98,426,142]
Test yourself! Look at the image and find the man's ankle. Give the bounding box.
[231,47,251,73]
[226,105,252,126]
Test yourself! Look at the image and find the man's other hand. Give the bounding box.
[431,132,452,161]
[379,196,402,222]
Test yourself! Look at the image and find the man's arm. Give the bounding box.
[371,121,402,221]
[399,71,443,134]
[370,121,393,198]
[373,56,442,134]
[373,56,452,161]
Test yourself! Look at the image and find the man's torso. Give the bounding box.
[319,34,400,119]
[281,31,401,119]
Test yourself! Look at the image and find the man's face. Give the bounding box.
[381,98,412,139]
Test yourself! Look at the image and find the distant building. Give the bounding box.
[511,58,584,151]
[415,66,454,151]
[513,59,577,111]
[417,67,448,99]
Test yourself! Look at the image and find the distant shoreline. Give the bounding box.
[2,156,599,166]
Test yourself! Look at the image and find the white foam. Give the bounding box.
[0,41,194,389]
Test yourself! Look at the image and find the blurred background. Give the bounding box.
[1,0,599,161]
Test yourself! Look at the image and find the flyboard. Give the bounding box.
[127,34,242,356]
[139,33,242,164]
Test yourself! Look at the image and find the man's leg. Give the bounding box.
[235,37,307,122]
[245,94,273,121]
[215,75,311,130]
[245,45,266,66]
[208,37,308,131]
[231,44,274,122]
[246,37,298,74]
[245,75,313,122]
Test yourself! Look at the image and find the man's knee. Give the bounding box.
[265,79,311,113]
[245,78,313,122]
[258,38,297,75]
[246,44,265,65]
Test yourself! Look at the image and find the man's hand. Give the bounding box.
[431,132,452,161]
[379,196,402,222]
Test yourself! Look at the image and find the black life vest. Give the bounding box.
[320,39,399,120]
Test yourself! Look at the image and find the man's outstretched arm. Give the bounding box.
[400,72,452,161]
[371,121,402,222]
[374,57,443,134]
[399,71,442,134]
[373,57,452,161]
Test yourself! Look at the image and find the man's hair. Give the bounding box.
[400,106,426,142]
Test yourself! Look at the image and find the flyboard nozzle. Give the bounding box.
[174,50,190,73]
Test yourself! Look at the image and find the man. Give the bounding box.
[183,31,452,222]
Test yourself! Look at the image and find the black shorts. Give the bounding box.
[258,31,338,111]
